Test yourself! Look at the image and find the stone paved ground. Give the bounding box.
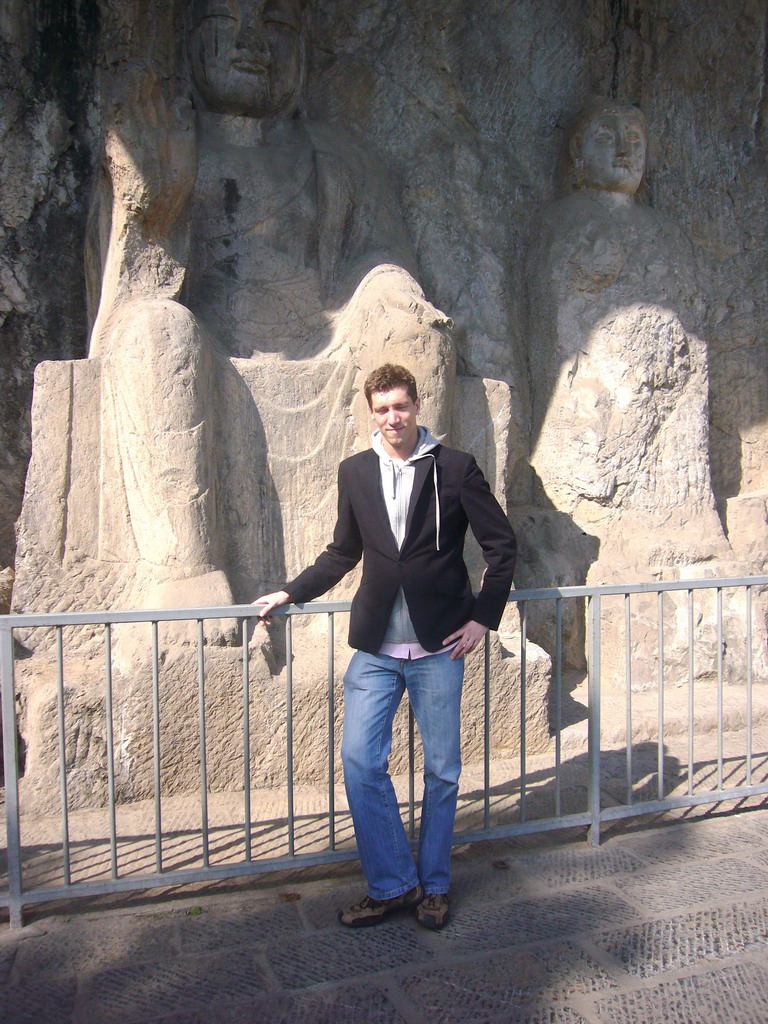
[2,805,768,1023]
[3,679,768,1021]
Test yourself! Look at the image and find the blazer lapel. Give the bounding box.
[403,453,436,547]
[357,450,400,559]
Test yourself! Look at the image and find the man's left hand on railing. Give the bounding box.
[253,590,291,623]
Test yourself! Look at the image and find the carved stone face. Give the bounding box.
[572,108,647,195]
[189,0,304,118]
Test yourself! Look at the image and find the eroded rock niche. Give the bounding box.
[3,0,767,808]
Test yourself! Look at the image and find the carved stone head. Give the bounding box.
[569,100,648,196]
[188,0,307,118]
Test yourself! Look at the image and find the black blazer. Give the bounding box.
[286,445,517,654]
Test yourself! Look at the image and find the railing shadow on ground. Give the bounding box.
[4,741,767,905]
[3,574,768,928]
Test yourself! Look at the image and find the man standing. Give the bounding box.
[256,364,516,929]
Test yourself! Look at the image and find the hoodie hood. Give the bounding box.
[372,426,443,550]
[371,425,440,465]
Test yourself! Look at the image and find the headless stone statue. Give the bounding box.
[14,0,455,633]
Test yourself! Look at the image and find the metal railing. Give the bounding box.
[2,575,768,928]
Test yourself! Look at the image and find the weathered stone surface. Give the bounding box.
[438,885,639,953]
[517,98,768,686]
[1,2,766,578]
[0,976,77,1024]
[514,846,647,887]
[612,856,768,914]
[16,641,280,812]
[15,616,547,811]
[593,961,768,1024]
[0,7,96,572]
[177,902,303,955]
[11,916,178,981]
[4,1,768,806]
[79,948,269,1023]
[401,942,616,1022]
[266,920,432,988]
[14,20,456,620]
[0,566,12,615]
[593,896,768,978]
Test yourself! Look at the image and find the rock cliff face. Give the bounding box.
[3,0,766,808]
[1,0,766,581]
[0,1,98,566]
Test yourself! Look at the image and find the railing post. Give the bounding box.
[483,630,491,830]
[197,620,209,866]
[1,621,23,927]
[286,614,295,855]
[587,593,602,847]
[242,616,252,861]
[327,612,335,851]
[408,704,416,840]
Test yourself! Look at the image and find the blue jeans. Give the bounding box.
[341,649,464,900]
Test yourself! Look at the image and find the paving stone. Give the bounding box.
[299,867,530,930]
[146,1012,265,1023]
[449,860,530,909]
[407,1007,589,1024]
[267,920,432,988]
[297,883,373,930]
[279,983,409,1024]
[594,961,768,1024]
[594,896,768,977]
[11,915,178,981]
[142,986,407,1024]
[437,885,638,952]
[401,940,614,1023]
[176,900,302,953]
[478,784,592,825]
[135,997,296,1024]
[617,815,767,866]
[748,846,768,872]
[0,975,77,1024]
[79,948,268,1023]
[0,941,17,983]
[615,857,768,913]
[514,846,647,887]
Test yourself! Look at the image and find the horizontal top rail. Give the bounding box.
[2,575,767,629]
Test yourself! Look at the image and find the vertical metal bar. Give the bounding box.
[327,612,336,851]
[1,622,24,928]
[483,630,491,831]
[286,614,295,856]
[625,594,633,806]
[687,589,695,796]
[151,620,163,874]
[104,624,118,879]
[242,617,252,862]
[55,626,71,886]
[717,587,724,791]
[587,594,602,847]
[657,591,665,800]
[408,702,416,840]
[746,586,753,786]
[554,598,562,819]
[197,620,209,867]
[519,601,527,823]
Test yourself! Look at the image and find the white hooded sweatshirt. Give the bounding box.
[372,425,442,647]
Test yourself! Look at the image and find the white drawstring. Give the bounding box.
[386,449,440,551]
[426,454,441,551]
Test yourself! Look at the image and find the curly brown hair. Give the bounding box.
[363,364,419,408]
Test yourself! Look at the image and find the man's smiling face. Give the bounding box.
[369,387,421,460]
